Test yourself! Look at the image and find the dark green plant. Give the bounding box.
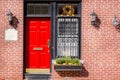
[71,58,80,65]
[56,58,65,64]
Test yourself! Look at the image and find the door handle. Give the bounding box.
[33,47,43,50]
[48,40,50,48]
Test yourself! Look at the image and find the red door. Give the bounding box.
[26,18,50,74]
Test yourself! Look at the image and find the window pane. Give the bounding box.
[57,38,78,57]
[58,4,78,16]
[27,3,49,15]
[27,4,34,14]
[34,4,41,14]
[41,4,49,14]
[57,18,79,57]
[57,18,78,37]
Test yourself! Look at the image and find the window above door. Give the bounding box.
[26,3,51,17]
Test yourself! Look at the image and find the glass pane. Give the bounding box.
[41,4,49,14]
[57,18,79,57]
[58,4,78,16]
[27,3,49,15]
[35,4,41,14]
[57,18,78,37]
[27,4,34,14]
[57,38,78,57]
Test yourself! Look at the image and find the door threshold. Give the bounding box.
[26,68,50,74]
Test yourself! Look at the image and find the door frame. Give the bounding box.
[23,1,53,77]
[23,0,81,78]
[25,17,51,74]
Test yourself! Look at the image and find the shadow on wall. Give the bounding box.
[115,26,120,32]
[12,16,19,29]
[94,17,101,30]
[56,66,89,77]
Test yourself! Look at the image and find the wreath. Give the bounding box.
[61,4,75,16]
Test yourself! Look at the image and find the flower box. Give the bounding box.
[54,64,83,71]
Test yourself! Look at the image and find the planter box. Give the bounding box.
[54,65,83,71]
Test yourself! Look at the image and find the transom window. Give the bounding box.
[27,3,50,15]
[57,4,79,16]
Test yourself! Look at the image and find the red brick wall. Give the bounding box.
[0,0,23,80]
[51,0,120,80]
[0,0,120,80]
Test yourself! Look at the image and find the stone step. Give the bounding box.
[25,74,51,80]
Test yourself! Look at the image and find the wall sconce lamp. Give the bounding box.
[7,9,13,25]
[113,16,120,27]
[90,11,98,26]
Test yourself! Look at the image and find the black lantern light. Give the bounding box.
[90,11,97,26]
[7,9,13,25]
[113,16,119,27]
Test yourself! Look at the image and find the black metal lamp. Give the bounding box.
[91,11,97,26]
[7,9,13,25]
[113,16,119,27]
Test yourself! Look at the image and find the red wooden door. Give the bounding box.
[26,18,50,74]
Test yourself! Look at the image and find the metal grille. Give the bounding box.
[57,18,79,57]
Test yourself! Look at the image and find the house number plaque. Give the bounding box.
[5,27,18,41]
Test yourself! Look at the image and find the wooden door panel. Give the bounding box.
[29,52,40,68]
[39,31,48,45]
[30,31,38,45]
[40,53,47,68]
[26,18,51,71]
[40,53,50,68]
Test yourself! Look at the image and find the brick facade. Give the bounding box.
[0,0,120,80]
[81,0,120,80]
[0,0,23,80]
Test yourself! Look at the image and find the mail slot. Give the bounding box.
[33,47,43,50]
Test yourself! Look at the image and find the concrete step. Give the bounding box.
[25,74,51,80]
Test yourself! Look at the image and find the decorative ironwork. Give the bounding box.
[57,18,79,57]
[57,18,78,37]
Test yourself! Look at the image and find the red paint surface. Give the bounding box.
[26,18,50,68]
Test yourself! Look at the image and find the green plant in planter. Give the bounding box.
[71,58,80,65]
[56,58,65,64]
[55,57,81,66]
[64,56,71,65]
